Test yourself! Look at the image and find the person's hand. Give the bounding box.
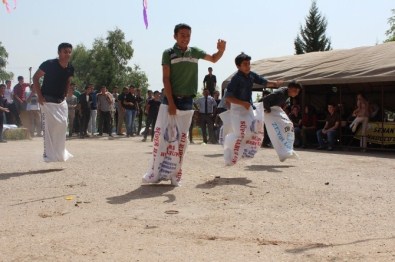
[168,103,177,115]
[217,39,226,52]
[242,101,250,110]
[322,129,328,134]
[3,108,10,113]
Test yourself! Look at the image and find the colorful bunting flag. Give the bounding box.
[143,0,148,29]
[2,0,16,13]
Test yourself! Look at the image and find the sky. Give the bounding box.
[1,0,393,93]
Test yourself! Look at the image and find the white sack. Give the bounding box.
[143,104,194,185]
[223,103,264,166]
[218,110,231,145]
[41,101,73,162]
[264,106,297,162]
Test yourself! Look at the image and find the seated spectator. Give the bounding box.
[288,105,302,147]
[316,103,340,151]
[349,93,370,149]
[300,104,317,148]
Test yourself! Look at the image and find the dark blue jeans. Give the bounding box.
[162,96,193,111]
[316,129,337,148]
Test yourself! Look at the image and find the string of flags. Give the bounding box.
[143,0,148,29]
[2,0,16,13]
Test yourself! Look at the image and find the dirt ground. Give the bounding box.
[0,136,394,262]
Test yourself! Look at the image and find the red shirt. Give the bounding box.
[13,83,29,101]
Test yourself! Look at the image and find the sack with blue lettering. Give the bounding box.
[223,103,264,166]
[264,106,298,162]
[143,104,194,185]
[218,110,231,145]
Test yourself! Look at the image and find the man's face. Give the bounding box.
[237,60,251,75]
[288,87,300,98]
[328,105,335,114]
[203,89,209,97]
[174,28,191,50]
[58,47,72,62]
[0,86,5,95]
[6,81,11,88]
[129,88,135,94]
[18,78,24,84]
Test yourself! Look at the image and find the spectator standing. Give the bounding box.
[66,86,78,137]
[97,86,113,137]
[117,87,128,135]
[0,84,10,143]
[78,84,93,138]
[26,84,42,137]
[112,87,120,134]
[88,89,97,135]
[13,76,29,126]
[4,80,19,125]
[123,85,138,137]
[194,88,217,144]
[141,89,153,136]
[203,67,217,96]
[142,90,161,142]
[135,87,144,136]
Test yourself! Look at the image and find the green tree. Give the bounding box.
[71,28,148,93]
[385,9,395,42]
[294,0,332,54]
[0,42,13,82]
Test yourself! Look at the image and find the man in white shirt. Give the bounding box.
[4,80,20,125]
[194,88,217,144]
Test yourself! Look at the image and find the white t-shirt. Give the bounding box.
[26,92,40,111]
[4,88,13,103]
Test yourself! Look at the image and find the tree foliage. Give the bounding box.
[0,42,13,82]
[294,0,332,54]
[385,9,395,42]
[71,28,148,93]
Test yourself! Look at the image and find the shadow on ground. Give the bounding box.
[0,168,64,180]
[285,236,395,254]
[196,177,256,189]
[107,184,176,204]
[245,165,294,173]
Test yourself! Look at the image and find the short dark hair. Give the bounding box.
[174,23,191,34]
[0,84,5,89]
[5,80,11,84]
[235,52,251,66]
[58,43,73,52]
[153,91,160,95]
[17,76,24,81]
[288,80,302,90]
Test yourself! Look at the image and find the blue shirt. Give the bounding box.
[226,71,268,104]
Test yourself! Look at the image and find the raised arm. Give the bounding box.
[203,39,226,63]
